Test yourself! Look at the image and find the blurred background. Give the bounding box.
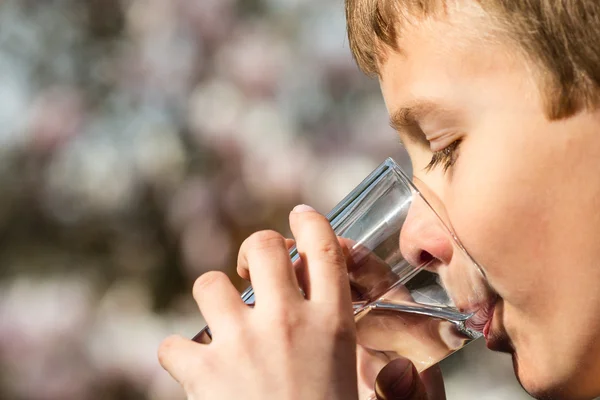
[0,0,531,399]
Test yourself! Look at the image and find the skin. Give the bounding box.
[377,2,600,399]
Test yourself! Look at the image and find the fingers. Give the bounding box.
[375,358,430,400]
[237,230,302,304]
[237,238,296,281]
[289,205,351,306]
[285,238,296,249]
[158,334,205,384]
[193,271,245,337]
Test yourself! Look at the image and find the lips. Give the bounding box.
[463,296,512,352]
[482,303,494,340]
[483,314,494,340]
[465,295,497,334]
[482,298,514,353]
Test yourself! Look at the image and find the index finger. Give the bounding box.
[289,205,351,307]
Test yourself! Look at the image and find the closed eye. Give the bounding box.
[425,139,462,172]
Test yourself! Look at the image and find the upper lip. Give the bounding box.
[465,295,497,334]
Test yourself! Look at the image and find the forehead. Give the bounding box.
[377,4,527,113]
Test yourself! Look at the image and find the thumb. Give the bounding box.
[374,358,429,400]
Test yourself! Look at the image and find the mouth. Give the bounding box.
[482,302,495,340]
[465,295,496,335]
[463,295,512,352]
[482,297,514,353]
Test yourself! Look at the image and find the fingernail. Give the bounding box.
[390,361,414,397]
[375,358,415,399]
[292,204,315,213]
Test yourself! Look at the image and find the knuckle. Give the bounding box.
[157,334,180,366]
[315,239,346,266]
[319,309,355,340]
[193,271,227,296]
[236,262,250,279]
[265,301,291,322]
[245,230,286,251]
[268,308,303,343]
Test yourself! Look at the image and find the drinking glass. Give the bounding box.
[192,157,493,397]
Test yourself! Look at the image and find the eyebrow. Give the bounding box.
[389,99,454,144]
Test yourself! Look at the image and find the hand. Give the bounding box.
[238,234,448,400]
[158,205,359,400]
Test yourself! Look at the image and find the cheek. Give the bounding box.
[442,129,554,312]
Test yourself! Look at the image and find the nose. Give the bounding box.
[399,188,494,317]
[399,194,454,269]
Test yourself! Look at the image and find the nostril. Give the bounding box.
[417,250,434,266]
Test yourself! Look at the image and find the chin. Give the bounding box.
[511,352,578,400]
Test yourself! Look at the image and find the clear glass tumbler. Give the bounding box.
[193,157,494,397]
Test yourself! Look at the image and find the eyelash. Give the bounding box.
[425,139,462,172]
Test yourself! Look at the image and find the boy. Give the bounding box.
[158,1,600,399]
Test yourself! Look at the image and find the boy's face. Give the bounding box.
[377,4,600,399]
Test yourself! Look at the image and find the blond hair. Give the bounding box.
[345,0,600,119]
